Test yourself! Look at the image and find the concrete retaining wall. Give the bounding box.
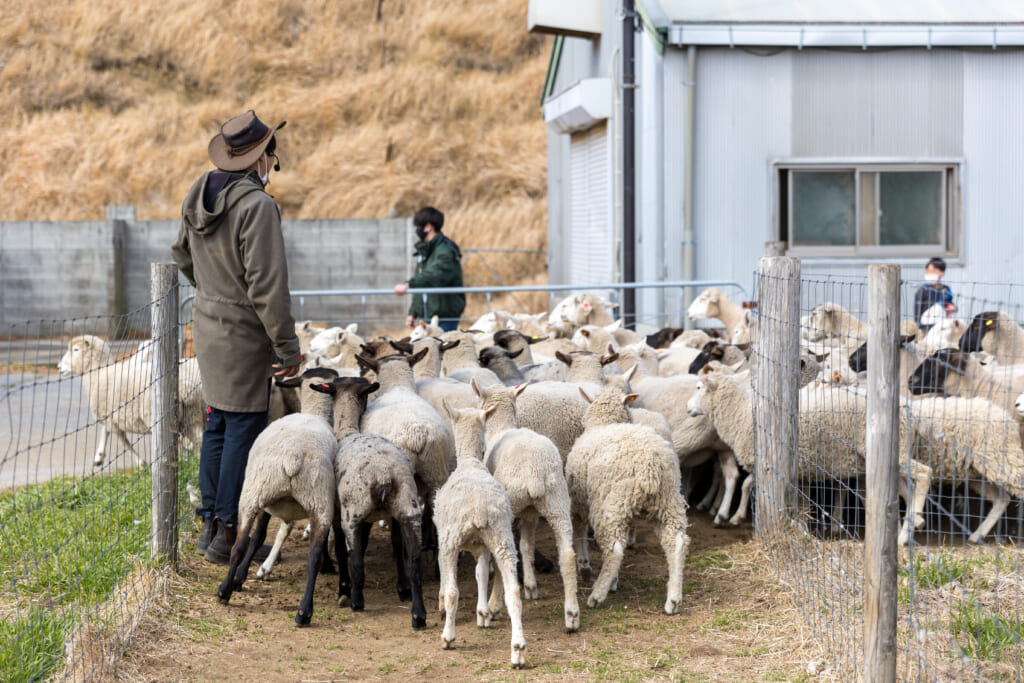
[0,207,412,336]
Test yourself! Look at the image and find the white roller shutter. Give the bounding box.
[568,122,613,290]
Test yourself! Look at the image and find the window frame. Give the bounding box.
[772,159,962,259]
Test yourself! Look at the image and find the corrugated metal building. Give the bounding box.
[536,1,1024,322]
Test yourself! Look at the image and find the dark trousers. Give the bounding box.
[196,406,268,526]
[438,319,459,332]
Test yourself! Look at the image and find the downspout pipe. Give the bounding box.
[622,0,637,329]
[682,45,696,323]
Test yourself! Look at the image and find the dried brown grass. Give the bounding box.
[1,0,550,284]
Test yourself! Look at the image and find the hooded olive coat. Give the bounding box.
[172,171,300,412]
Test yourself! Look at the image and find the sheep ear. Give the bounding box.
[355,354,378,373]
[345,323,358,334]
[398,336,412,344]
[578,386,594,403]
[622,393,638,405]
[528,335,548,344]
[582,301,592,312]
[483,404,497,418]
[605,301,619,310]
[556,350,573,366]
[309,382,334,395]
[359,382,380,397]
[508,348,524,359]
[600,349,619,365]
[391,339,414,354]
[441,340,460,352]
[625,364,638,383]
[580,329,590,338]
[407,347,429,366]
[513,382,529,397]
[607,319,623,330]
[470,378,484,399]
[275,375,304,388]
[537,312,548,321]
[442,400,455,420]
[430,315,439,326]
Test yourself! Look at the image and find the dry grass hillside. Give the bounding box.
[0,0,551,289]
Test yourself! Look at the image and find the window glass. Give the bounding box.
[791,171,855,246]
[878,171,943,245]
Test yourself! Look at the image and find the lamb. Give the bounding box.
[687,288,749,342]
[908,348,1024,420]
[548,292,618,338]
[474,382,580,632]
[294,320,324,356]
[313,375,427,629]
[435,404,525,668]
[215,368,341,626]
[468,310,515,335]
[412,337,485,431]
[805,302,869,346]
[409,315,444,341]
[307,323,364,369]
[920,317,967,355]
[57,334,204,467]
[959,311,1024,365]
[566,383,690,614]
[908,396,1024,543]
[439,330,502,387]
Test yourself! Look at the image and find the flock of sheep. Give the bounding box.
[55,287,1024,668]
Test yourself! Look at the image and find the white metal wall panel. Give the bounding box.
[568,122,614,288]
[791,49,962,157]
[693,48,793,292]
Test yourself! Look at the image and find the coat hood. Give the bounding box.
[181,170,265,236]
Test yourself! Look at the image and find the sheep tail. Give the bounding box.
[637,462,662,498]
[282,450,304,479]
[404,423,429,455]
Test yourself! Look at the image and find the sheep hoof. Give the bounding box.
[565,609,580,632]
[295,611,312,627]
[524,585,539,600]
[442,638,455,650]
[412,615,427,630]
[586,595,601,608]
[713,515,726,527]
[337,595,350,608]
[968,533,983,545]
[511,642,526,669]
[477,610,492,627]
[664,599,680,615]
[256,567,270,580]
[397,586,412,602]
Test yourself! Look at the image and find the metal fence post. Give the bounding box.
[754,256,800,535]
[864,264,900,682]
[151,262,180,564]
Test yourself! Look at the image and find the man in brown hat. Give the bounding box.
[172,110,302,564]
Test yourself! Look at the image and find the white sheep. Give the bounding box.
[307,323,364,369]
[314,375,427,630]
[908,396,1024,543]
[687,288,749,341]
[474,381,580,632]
[57,334,203,467]
[215,370,340,626]
[920,318,967,355]
[468,310,515,335]
[439,330,502,387]
[548,293,618,339]
[566,383,690,614]
[410,315,444,341]
[804,302,869,346]
[435,404,525,668]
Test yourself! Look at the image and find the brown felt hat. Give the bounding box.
[207,110,286,172]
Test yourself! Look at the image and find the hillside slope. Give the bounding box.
[0,0,551,287]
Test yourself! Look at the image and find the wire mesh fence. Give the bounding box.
[751,259,1024,681]
[0,275,198,681]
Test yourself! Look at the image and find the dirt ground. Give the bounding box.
[115,513,840,682]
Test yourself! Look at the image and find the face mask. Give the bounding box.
[924,273,940,283]
[415,226,427,241]
[258,154,270,186]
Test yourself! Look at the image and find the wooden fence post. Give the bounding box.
[754,256,801,536]
[864,264,900,682]
[151,263,180,565]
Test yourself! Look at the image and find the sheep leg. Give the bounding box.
[93,424,109,467]
[334,514,351,606]
[257,519,293,580]
[217,514,255,605]
[729,473,754,526]
[968,480,1011,544]
[390,518,412,602]
[439,546,460,649]
[519,517,539,600]
[588,520,627,608]
[659,521,690,615]
[474,551,494,627]
[897,459,932,547]
[538,502,579,632]
[345,522,371,611]
[696,462,721,511]
[713,452,740,526]
[830,484,848,536]
[397,516,426,629]
[296,519,326,626]
[490,538,526,669]
[572,513,591,572]
[233,511,271,590]
[487,555,505,619]
[320,526,337,575]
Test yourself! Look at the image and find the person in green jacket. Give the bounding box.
[172,110,302,564]
[392,206,466,331]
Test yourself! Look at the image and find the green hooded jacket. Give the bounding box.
[172,170,300,412]
[406,233,466,323]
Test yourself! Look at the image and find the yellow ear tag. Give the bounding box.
[531,336,538,340]
[985,320,994,326]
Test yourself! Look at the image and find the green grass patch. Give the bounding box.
[950,602,1024,663]
[0,449,199,683]
[686,551,734,571]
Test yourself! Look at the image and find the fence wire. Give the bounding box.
[751,269,1024,681]
[0,284,199,682]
